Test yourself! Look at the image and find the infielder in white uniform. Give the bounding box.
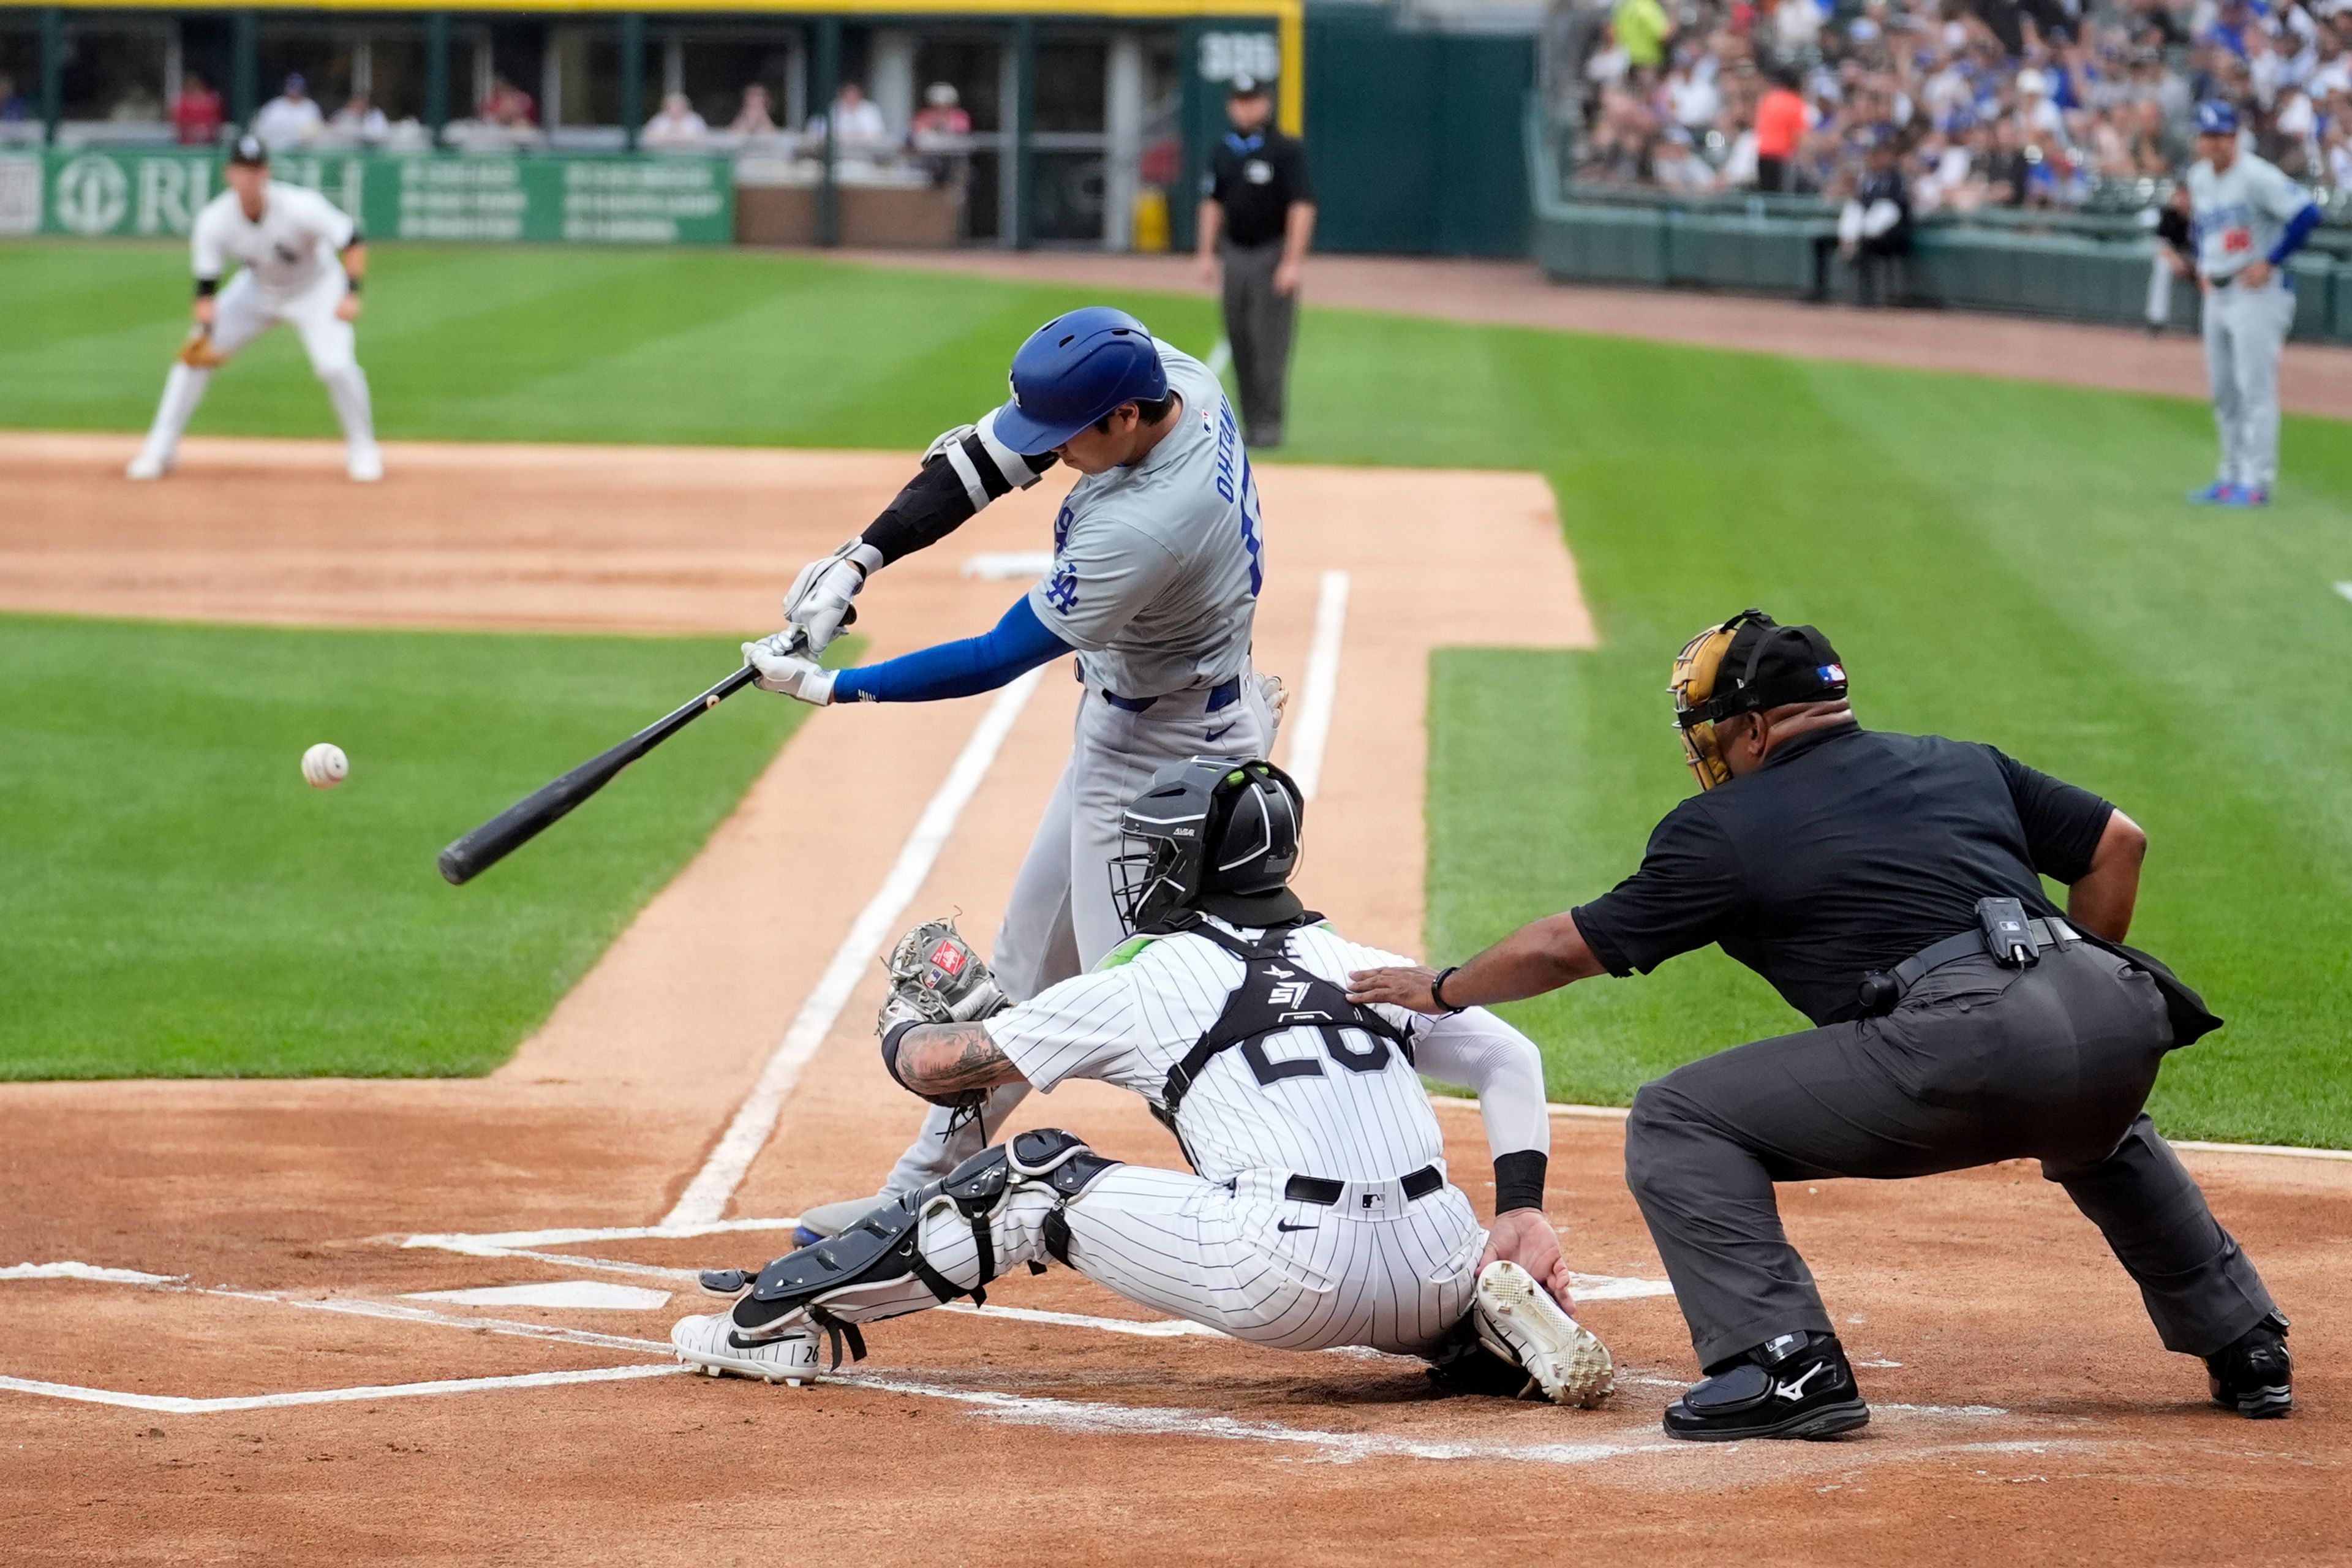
[2184,100,2321,509]
[128,135,382,483]
[741,306,1280,1232]
[673,759,1615,1407]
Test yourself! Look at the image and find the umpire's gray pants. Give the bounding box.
[1220,239,1297,448]
[1623,944,2277,1370]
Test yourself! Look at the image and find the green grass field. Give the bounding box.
[5,240,2350,1144]
[0,614,831,1077]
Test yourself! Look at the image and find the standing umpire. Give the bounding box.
[1351,610,2291,1440]
[1196,74,1314,450]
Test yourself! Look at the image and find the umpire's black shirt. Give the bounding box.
[1572,725,2113,1027]
[1204,127,1313,247]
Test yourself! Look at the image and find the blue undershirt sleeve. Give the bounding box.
[2269,203,2321,267]
[830,594,1074,703]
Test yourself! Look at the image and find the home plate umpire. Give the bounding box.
[1350,609,2291,1439]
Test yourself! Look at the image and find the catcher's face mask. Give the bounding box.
[1669,609,1776,791]
[1109,758,1304,935]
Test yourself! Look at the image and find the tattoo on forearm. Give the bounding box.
[906,1022,1012,1093]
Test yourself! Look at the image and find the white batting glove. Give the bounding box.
[782,538,884,655]
[1259,673,1289,742]
[742,633,837,706]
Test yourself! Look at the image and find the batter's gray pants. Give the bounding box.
[879,670,1276,1197]
[1623,944,2277,1370]
[2203,275,2296,491]
[1220,239,1297,448]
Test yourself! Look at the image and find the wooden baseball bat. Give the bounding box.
[438,662,763,886]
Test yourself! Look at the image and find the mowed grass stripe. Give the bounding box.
[2,241,2347,1144]
[0,615,832,1079]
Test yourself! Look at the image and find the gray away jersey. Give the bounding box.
[985,919,1551,1184]
[1024,345,1264,700]
[2188,153,2313,281]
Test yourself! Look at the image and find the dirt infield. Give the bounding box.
[840,249,2352,420]
[2,434,2345,1566]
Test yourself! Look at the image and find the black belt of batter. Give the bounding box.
[1283,1166,1444,1207]
[1100,675,1243,715]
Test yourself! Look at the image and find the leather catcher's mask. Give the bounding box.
[1668,609,1848,790]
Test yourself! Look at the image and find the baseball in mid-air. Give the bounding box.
[301,742,349,790]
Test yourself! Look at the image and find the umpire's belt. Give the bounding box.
[1278,1165,1444,1212]
[1858,916,2078,1017]
[1101,675,1242,715]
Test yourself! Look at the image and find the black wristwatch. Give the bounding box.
[1428,966,1466,1016]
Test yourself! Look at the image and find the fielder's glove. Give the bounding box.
[877,918,1009,1123]
[782,537,884,655]
[178,330,228,369]
[742,631,836,705]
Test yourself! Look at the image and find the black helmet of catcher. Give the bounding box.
[1109,756,1305,935]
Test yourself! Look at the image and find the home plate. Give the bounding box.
[402,1281,673,1311]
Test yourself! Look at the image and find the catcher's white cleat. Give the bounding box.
[670,1313,823,1386]
[126,451,171,481]
[1474,1260,1615,1409]
[347,446,384,483]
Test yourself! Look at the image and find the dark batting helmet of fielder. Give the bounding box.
[1110,756,1305,935]
[990,306,1170,455]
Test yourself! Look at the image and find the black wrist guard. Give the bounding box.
[344,274,362,295]
[1493,1150,1548,1214]
[194,277,219,298]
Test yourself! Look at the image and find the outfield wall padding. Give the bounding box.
[1532,199,2352,344]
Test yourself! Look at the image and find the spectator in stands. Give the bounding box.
[643,91,709,149]
[170,72,223,145]
[0,74,25,124]
[251,74,324,150]
[480,74,538,129]
[810,80,889,150]
[1754,66,1809,191]
[1615,0,1674,72]
[330,92,390,146]
[729,83,778,137]
[910,82,971,139]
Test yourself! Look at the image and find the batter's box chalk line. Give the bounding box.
[2,1259,2027,1468]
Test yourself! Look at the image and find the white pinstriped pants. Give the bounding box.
[812,1163,1488,1356]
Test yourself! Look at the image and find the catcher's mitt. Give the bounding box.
[178,330,228,369]
[877,918,1009,1121]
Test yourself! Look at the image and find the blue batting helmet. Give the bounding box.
[2196,100,2240,135]
[992,307,1170,455]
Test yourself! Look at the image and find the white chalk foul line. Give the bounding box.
[0,1363,685,1416]
[663,666,1047,1229]
[0,1262,182,1285]
[1283,568,1349,801]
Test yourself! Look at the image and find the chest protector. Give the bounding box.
[1155,919,1415,1153]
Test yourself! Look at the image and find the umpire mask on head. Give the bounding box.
[1669,609,1849,790]
[1109,757,1306,935]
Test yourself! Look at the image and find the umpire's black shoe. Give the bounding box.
[1663,1331,1870,1442]
[2207,1313,2293,1419]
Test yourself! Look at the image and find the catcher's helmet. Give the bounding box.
[1109,756,1305,935]
[1668,609,1847,790]
[991,306,1170,456]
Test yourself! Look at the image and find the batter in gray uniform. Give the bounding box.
[742,306,1280,1227]
[2184,100,2322,508]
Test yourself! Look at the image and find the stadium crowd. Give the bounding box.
[1574,0,2352,208]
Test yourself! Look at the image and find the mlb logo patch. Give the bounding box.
[929,940,967,976]
[1359,1191,1386,1212]
[1820,663,1846,684]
